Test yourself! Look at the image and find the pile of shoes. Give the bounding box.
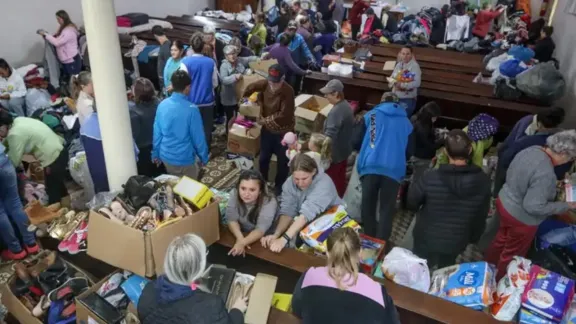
[96,181,197,232]
[77,271,149,324]
[11,250,91,321]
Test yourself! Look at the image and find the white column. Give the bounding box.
[81,0,137,190]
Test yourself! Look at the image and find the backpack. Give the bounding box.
[122,175,158,209]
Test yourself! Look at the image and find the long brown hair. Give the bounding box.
[55,10,77,37]
[236,170,270,224]
[289,153,318,174]
[326,228,361,290]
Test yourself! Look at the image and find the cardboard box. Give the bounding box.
[227,124,262,158]
[87,200,220,277]
[294,94,334,134]
[244,274,278,324]
[248,59,278,76]
[235,74,265,101]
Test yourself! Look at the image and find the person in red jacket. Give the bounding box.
[349,0,370,40]
[472,4,505,38]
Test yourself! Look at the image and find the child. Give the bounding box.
[436,113,499,168]
[407,129,491,270]
[281,132,331,170]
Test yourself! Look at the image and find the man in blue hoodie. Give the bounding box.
[353,92,413,240]
[152,70,209,179]
[180,33,219,153]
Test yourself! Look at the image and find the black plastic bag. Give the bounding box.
[122,175,158,209]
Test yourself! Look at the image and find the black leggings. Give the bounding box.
[45,147,69,204]
[360,174,400,240]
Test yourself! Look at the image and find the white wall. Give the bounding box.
[0,0,211,67]
[550,0,576,127]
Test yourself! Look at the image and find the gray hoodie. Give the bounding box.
[279,170,342,222]
[219,57,258,106]
[391,58,422,99]
[499,146,570,226]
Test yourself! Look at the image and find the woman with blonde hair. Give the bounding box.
[138,234,247,324]
[70,71,94,126]
[291,228,400,323]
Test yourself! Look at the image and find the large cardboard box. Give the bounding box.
[294,94,334,134]
[249,59,278,76]
[244,274,278,324]
[227,124,262,158]
[87,200,220,277]
[235,74,265,101]
[239,101,261,118]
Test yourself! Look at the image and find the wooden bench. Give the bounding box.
[302,71,540,140]
[217,229,507,324]
[36,237,298,324]
[163,15,243,33]
[372,43,485,61]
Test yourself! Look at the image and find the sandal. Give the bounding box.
[131,207,152,229]
[98,207,123,224]
[48,210,76,240]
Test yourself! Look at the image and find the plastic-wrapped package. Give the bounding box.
[429,262,496,310]
[299,205,360,253]
[491,256,532,321]
[381,247,430,292]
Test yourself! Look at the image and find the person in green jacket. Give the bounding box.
[436,113,499,168]
[0,111,67,204]
[247,13,267,55]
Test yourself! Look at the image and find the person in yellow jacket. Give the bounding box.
[247,13,267,55]
[436,113,499,168]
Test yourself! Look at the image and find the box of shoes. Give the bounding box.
[227,123,262,158]
[87,199,220,277]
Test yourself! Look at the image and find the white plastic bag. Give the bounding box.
[339,65,353,78]
[25,88,51,117]
[491,256,532,321]
[327,63,342,76]
[486,53,510,72]
[381,247,430,292]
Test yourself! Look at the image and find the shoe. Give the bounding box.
[28,250,57,278]
[19,295,35,312]
[25,243,40,255]
[48,277,89,302]
[32,294,51,317]
[14,262,31,283]
[47,210,75,240]
[25,200,60,225]
[98,207,122,224]
[130,207,152,229]
[60,220,88,255]
[2,249,27,261]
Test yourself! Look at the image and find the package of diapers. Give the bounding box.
[299,205,360,253]
[521,265,575,323]
[429,262,496,310]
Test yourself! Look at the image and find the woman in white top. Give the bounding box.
[0,59,26,116]
[70,71,94,126]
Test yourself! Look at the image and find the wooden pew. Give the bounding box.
[163,15,243,33]
[372,43,485,61]
[302,72,539,140]
[217,229,506,324]
[36,237,297,324]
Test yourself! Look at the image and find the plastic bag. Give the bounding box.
[508,45,535,62]
[491,256,532,321]
[516,62,566,102]
[381,247,430,292]
[499,59,528,78]
[486,53,510,72]
[87,191,121,210]
[25,88,51,117]
[429,262,496,310]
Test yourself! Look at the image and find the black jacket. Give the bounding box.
[534,37,555,62]
[409,122,442,159]
[407,164,491,254]
[138,276,243,324]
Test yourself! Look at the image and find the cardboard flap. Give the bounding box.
[151,201,220,275]
[235,74,265,100]
[87,211,147,276]
[249,59,278,75]
[294,107,320,120]
[245,273,278,324]
[294,94,312,106]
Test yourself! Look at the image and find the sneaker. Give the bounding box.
[24,243,40,255]
[1,249,28,261]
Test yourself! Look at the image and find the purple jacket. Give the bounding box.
[45,26,79,64]
[498,114,534,157]
[264,44,306,76]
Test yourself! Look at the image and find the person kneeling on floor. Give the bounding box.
[226,170,278,257]
[407,129,491,270]
[0,58,27,117]
[261,153,341,253]
[291,227,400,324]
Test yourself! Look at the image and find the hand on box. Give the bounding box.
[269,237,288,253]
[232,297,248,313]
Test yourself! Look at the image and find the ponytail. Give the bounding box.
[309,133,332,163]
[69,71,92,100]
[326,228,361,290]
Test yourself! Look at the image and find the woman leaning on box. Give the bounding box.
[291,227,401,324]
[138,234,247,324]
[261,153,341,253]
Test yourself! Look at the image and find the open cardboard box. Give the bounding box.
[227,123,262,158]
[75,271,139,324]
[239,102,261,118]
[294,94,334,134]
[1,257,94,324]
[87,200,220,277]
[235,74,264,102]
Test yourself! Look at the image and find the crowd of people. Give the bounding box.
[0,3,571,323]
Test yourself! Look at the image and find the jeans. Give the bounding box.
[0,97,26,116]
[45,147,69,204]
[199,104,215,153]
[360,174,400,240]
[259,128,289,195]
[165,162,199,180]
[0,154,36,252]
[399,98,417,117]
[62,54,82,77]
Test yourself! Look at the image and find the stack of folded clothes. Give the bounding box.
[10,250,91,322]
[77,271,149,324]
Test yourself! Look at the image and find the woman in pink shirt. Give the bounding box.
[38,10,81,76]
[472,4,505,39]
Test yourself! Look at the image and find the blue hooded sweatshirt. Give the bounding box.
[152,93,209,167]
[356,102,413,182]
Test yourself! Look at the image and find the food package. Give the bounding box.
[359,235,386,274]
[299,205,360,253]
[561,299,576,324]
[491,256,533,321]
[429,262,496,310]
[521,265,575,323]
[381,247,430,292]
